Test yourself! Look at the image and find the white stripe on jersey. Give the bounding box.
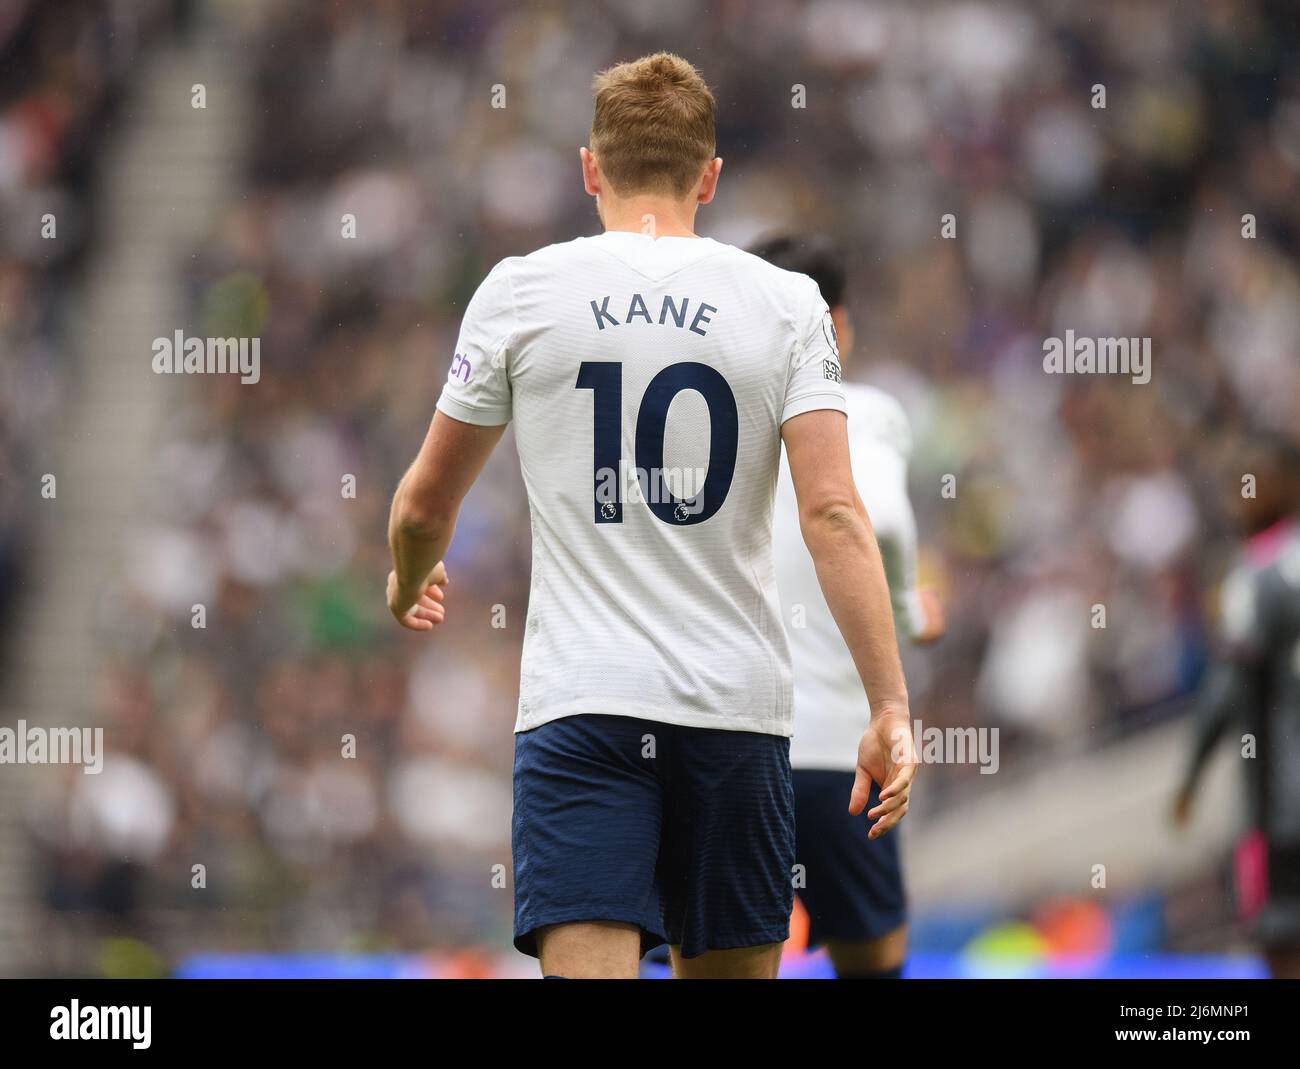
[774,381,923,770]
[437,231,845,736]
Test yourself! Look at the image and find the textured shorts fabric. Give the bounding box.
[792,769,906,945]
[512,713,795,959]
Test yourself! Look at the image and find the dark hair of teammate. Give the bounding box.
[747,234,848,309]
[1233,429,1300,533]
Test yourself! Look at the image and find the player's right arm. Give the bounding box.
[387,260,515,631]
[783,407,916,837]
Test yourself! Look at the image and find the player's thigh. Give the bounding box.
[668,942,783,979]
[538,921,642,979]
[512,715,667,962]
[826,924,908,974]
[793,769,906,948]
[660,727,795,960]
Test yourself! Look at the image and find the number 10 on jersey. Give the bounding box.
[575,361,738,527]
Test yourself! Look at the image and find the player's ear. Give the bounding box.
[580,147,601,197]
[697,157,722,205]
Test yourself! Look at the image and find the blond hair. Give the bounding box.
[590,52,716,198]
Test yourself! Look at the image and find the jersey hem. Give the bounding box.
[781,392,848,424]
[514,702,792,738]
[436,393,511,426]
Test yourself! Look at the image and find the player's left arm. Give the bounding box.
[782,278,918,835]
[387,412,506,631]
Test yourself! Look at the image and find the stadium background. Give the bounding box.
[1,0,1298,978]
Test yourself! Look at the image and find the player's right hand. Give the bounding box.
[850,706,917,838]
[387,562,450,631]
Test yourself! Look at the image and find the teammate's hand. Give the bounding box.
[850,706,917,839]
[387,562,449,631]
[913,587,946,644]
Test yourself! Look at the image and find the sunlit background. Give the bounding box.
[2,0,1298,978]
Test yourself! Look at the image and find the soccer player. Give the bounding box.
[1173,431,1300,979]
[751,235,944,980]
[386,53,916,979]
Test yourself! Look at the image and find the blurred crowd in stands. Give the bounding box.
[6,0,1300,972]
[0,0,171,630]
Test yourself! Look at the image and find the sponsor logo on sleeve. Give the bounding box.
[821,311,839,357]
[449,352,472,383]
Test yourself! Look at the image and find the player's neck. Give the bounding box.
[598,195,700,238]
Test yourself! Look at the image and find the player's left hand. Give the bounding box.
[387,562,449,631]
[850,706,917,839]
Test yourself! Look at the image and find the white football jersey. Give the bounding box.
[774,382,924,770]
[437,231,845,736]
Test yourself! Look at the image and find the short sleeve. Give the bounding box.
[436,262,516,426]
[781,277,846,424]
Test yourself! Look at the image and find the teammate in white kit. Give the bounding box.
[753,235,944,979]
[385,54,917,979]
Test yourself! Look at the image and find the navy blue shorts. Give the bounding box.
[793,769,906,945]
[512,714,795,960]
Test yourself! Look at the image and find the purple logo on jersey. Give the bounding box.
[449,352,471,383]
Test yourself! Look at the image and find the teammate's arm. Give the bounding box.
[881,490,947,645]
[857,436,945,645]
[387,411,506,630]
[783,408,916,836]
